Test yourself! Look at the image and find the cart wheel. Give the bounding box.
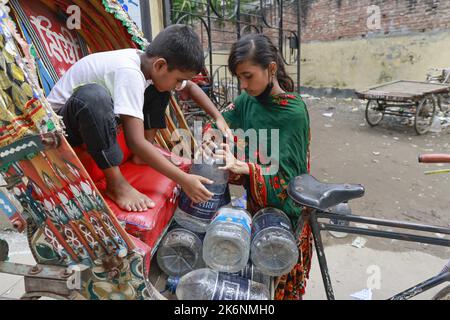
[414,96,436,135]
[365,100,384,126]
[432,285,450,300]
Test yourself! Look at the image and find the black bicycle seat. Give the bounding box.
[288,174,365,211]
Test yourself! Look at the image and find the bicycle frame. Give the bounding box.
[296,206,450,300]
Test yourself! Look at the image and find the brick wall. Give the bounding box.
[300,0,450,42]
[186,1,450,50]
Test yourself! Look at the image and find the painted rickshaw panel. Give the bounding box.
[0,0,167,300]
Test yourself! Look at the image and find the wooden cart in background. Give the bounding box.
[356,80,450,135]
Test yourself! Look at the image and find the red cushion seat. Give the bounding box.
[95,161,180,252]
[73,128,191,253]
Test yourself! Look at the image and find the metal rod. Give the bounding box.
[279,0,283,62]
[320,224,450,247]
[316,212,450,235]
[206,1,213,89]
[236,0,241,39]
[0,262,71,279]
[163,0,172,27]
[310,211,335,300]
[140,0,152,40]
[389,271,450,300]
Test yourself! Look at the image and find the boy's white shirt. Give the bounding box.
[48,49,152,120]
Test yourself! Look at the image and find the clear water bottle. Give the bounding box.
[250,207,299,277]
[203,207,252,273]
[176,268,269,300]
[233,261,271,289]
[174,158,231,233]
[156,227,205,277]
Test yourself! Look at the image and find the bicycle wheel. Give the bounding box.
[365,100,384,126]
[414,96,436,135]
[432,285,450,300]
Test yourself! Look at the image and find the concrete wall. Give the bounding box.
[300,30,450,91]
[299,0,450,90]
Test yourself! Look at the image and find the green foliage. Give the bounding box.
[171,0,256,23]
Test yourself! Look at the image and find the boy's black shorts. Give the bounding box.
[143,85,170,130]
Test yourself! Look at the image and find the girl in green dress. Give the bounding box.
[210,33,312,300]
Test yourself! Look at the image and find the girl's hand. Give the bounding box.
[214,143,249,175]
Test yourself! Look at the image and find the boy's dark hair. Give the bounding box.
[145,24,204,73]
[228,33,294,92]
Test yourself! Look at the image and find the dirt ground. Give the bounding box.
[304,95,450,258]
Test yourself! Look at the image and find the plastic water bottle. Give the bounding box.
[175,268,269,300]
[174,158,230,233]
[156,227,204,277]
[250,207,299,277]
[203,207,252,273]
[233,261,271,289]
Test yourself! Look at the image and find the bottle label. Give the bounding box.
[251,212,293,241]
[211,208,251,234]
[178,183,230,220]
[212,273,250,300]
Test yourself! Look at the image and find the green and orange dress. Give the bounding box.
[220,91,313,300]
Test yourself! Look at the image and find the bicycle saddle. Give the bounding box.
[287,174,365,211]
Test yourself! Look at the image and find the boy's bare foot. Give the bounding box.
[105,180,155,212]
[103,167,155,212]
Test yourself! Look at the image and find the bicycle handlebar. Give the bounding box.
[418,154,450,163]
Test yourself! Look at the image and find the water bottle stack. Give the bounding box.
[174,207,299,300]
[157,150,299,300]
[156,155,231,278]
[250,208,299,277]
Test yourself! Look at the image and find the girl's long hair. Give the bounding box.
[228,33,294,92]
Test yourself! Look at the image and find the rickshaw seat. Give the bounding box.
[73,128,191,252]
